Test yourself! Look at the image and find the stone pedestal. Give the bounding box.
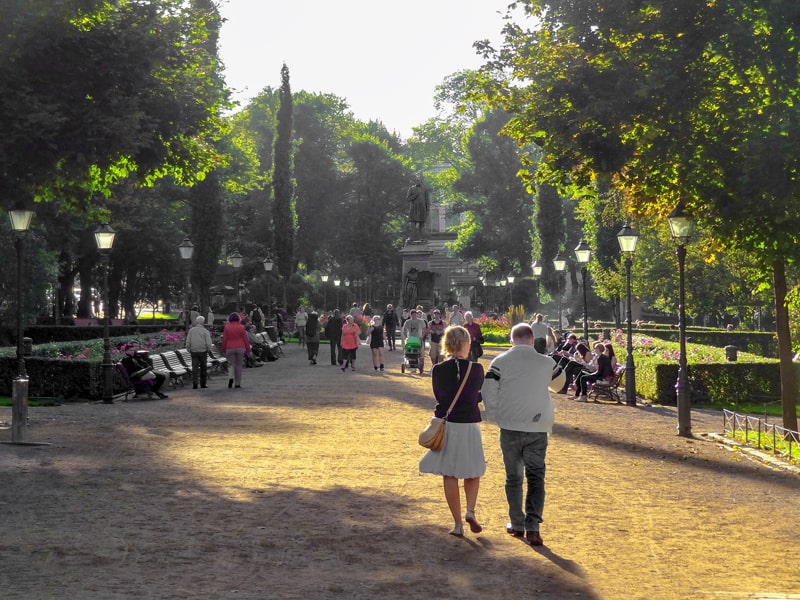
[399,240,435,309]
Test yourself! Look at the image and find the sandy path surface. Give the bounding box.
[1,343,799,599]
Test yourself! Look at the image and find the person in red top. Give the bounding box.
[221,312,251,388]
[462,311,484,361]
[340,314,361,371]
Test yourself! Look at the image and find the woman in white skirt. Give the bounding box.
[419,325,486,537]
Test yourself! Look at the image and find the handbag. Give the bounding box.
[418,362,473,451]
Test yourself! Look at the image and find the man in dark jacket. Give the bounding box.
[325,309,344,365]
[382,304,398,351]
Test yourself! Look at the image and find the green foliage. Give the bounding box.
[272,63,295,278]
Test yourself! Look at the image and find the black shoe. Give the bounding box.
[526,531,543,546]
[506,523,524,537]
[228,379,233,389]
[200,385,207,388]
[193,384,198,389]
[155,392,169,399]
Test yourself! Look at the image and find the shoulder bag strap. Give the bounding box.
[444,361,473,420]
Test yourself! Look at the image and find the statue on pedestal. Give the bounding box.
[406,173,430,240]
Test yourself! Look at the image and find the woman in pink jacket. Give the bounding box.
[221,312,251,388]
[340,314,361,372]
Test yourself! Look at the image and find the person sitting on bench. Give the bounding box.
[121,343,169,399]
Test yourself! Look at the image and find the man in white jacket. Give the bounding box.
[481,323,555,546]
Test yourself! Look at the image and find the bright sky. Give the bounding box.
[216,0,511,139]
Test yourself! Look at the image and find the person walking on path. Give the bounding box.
[427,309,446,366]
[340,314,361,371]
[462,311,483,361]
[295,305,308,348]
[448,304,464,326]
[367,315,385,371]
[481,322,555,546]
[185,316,213,389]
[419,325,486,537]
[325,309,344,366]
[221,312,251,389]
[530,313,549,354]
[305,310,320,365]
[402,309,428,372]
[382,304,398,351]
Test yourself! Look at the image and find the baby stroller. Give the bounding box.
[401,336,423,374]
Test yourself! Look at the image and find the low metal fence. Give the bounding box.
[723,409,800,464]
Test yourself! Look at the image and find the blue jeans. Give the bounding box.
[499,429,548,533]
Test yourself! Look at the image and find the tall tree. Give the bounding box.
[272,64,295,281]
[451,110,537,279]
[473,0,800,429]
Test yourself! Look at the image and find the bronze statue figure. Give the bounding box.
[406,174,430,239]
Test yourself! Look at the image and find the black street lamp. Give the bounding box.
[574,239,592,341]
[531,260,543,310]
[263,255,274,316]
[231,250,243,305]
[553,253,567,331]
[9,208,33,442]
[333,277,341,309]
[178,237,194,331]
[94,223,117,404]
[617,220,640,406]
[507,273,516,309]
[669,201,696,437]
[321,273,329,310]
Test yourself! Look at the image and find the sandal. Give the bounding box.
[449,523,464,537]
[465,509,482,534]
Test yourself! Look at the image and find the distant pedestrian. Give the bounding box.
[340,314,361,371]
[367,315,385,371]
[221,312,250,389]
[185,316,213,389]
[325,309,344,366]
[305,309,320,365]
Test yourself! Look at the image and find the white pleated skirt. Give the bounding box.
[419,421,486,479]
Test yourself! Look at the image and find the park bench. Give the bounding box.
[255,332,283,358]
[175,348,217,375]
[151,352,187,387]
[588,365,625,404]
[208,345,229,372]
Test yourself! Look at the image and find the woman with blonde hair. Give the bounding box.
[419,325,486,537]
[367,315,385,371]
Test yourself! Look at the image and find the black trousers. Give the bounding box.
[330,337,343,365]
[190,351,208,387]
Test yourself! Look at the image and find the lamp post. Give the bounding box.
[178,237,194,332]
[553,253,567,331]
[669,202,696,437]
[94,223,117,404]
[574,239,592,341]
[507,273,515,309]
[321,273,329,310]
[617,220,640,406]
[333,277,341,309]
[532,260,543,310]
[263,255,274,317]
[9,209,33,442]
[231,250,243,305]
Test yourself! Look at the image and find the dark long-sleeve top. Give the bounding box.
[592,353,615,380]
[431,357,484,423]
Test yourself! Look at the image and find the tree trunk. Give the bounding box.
[772,261,798,432]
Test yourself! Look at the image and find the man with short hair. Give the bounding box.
[186,316,213,389]
[427,309,445,365]
[448,304,464,326]
[383,304,398,350]
[481,323,556,546]
[402,309,428,371]
[325,309,344,366]
[530,313,549,354]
